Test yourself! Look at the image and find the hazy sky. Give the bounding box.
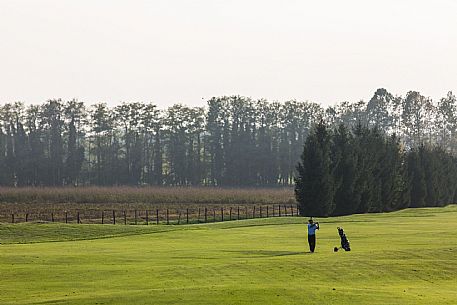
[1,0,456,108]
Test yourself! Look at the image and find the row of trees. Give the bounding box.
[0,88,456,186]
[295,122,457,216]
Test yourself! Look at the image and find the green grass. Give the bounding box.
[1,206,457,305]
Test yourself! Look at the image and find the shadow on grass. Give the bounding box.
[224,250,305,257]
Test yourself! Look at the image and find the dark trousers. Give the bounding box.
[308,234,316,252]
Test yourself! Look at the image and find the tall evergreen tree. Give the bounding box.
[331,124,358,215]
[295,121,335,217]
[407,147,427,207]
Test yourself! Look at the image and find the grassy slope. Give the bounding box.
[1,206,457,305]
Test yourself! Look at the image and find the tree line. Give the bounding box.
[0,88,456,187]
[295,122,457,216]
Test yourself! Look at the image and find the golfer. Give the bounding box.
[307,218,319,252]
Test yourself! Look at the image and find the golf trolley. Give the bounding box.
[334,227,351,252]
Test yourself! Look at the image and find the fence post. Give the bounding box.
[178,210,181,225]
[260,206,262,218]
[11,213,14,224]
[204,208,207,223]
[102,210,104,224]
[213,209,216,222]
[65,211,68,224]
[245,206,248,219]
[113,210,116,225]
[279,205,282,217]
[77,212,80,224]
[156,209,159,225]
[229,207,232,220]
[267,206,269,218]
[221,207,224,222]
[186,208,189,224]
[146,210,149,225]
[166,209,169,225]
[291,205,294,217]
[26,213,29,222]
[51,213,54,222]
[253,206,256,218]
[237,206,240,220]
[134,210,137,225]
[123,210,127,225]
[198,208,201,223]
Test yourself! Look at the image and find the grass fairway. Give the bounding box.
[1,206,457,305]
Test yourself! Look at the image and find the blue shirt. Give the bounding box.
[308,223,318,235]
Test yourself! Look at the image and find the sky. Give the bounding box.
[1,0,456,108]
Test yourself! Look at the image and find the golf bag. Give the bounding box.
[334,227,351,252]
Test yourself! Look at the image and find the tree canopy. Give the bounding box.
[295,123,457,216]
[1,89,457,187]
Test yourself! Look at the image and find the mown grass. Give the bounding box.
[1,205,456,305]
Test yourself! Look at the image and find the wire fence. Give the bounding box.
[1,204,301,225]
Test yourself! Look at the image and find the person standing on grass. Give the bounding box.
[307,218,319,252]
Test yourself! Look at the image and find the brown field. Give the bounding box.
[0,186,296,224]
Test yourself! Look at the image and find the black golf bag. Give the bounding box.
[334,227,351,252]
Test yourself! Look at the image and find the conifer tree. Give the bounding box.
[407,147,427,207]
[331,124,358,215]
[295,121,335,216]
